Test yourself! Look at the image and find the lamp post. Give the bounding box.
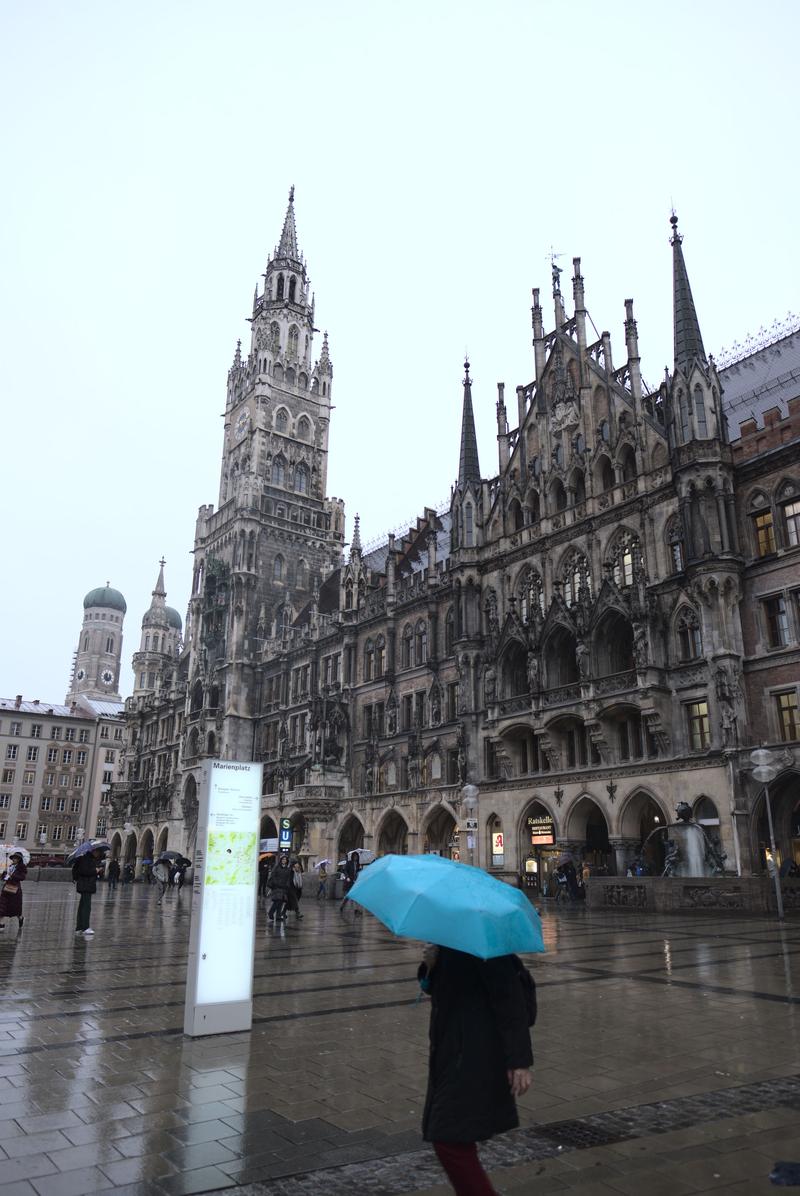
[461,783,479,868]
[750,748,783,922]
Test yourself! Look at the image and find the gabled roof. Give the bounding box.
[720,325,800,427]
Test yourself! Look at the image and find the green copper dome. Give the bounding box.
[83,586,127,614]
[165,606,182,630]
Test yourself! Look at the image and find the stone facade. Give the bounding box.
[109,198,800,888]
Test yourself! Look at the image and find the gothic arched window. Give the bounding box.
[562,551,590,606]
[464,503,474,547]
[270,322,280,353]
[288,276,297,302]
[272,456,285,487]
[276,275,284,300]
[678,390,691,442]
[694,386,709,438]
[445,608,455,655]
[364,639,374,682]
[345,580,354,610]
[516,568,543,623]
[297,416,310,440]
[273,555,284,582]
[416,620,428,665]
[609,530,642,588]
[276,408,288,433]
[375,635,386,677]
[295,464,309,494]
[144,634,150,651]
[677,607,702,661]
[288,325,299,359]
[402,624,413,669]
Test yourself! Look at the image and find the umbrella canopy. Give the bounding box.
[67,839,111,862]
[157,850,185,861]
[1,845,30,865]
[348,853,545,960]
[312,858,332,870]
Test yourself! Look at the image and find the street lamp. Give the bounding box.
[751,748,784,922]
[461,783,479,868]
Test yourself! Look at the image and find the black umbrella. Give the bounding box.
[157,850,185,862]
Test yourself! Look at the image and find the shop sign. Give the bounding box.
[491,830,504,866]
[527,814,555,846]
[279,817,292,849]
[465,818,478,831]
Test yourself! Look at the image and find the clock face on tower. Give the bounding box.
[235,408,250,441]
[75,668,86,682]
[101,669,114,686]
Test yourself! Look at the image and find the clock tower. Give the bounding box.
[189,189,345,761]
[67,584,126,703]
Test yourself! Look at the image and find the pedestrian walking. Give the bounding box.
[344,849,360,893]
[123,862,135,885]
[152,858,170,904]
[287,860,304,920]
[72,848,104,937]
[417,944,534,1196]
[257,855,271,900]
[0,852,27,932]
[106,858,120,892]
[267,852,292,922]
[316,862,328,900]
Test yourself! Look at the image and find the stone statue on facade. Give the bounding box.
[527,651,540,694]
[483,663,497,705]
[575,638,590,680]
[633,621,648,668]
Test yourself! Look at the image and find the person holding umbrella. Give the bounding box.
[69,840,109,937]
[347,854,541,1196]
[0,849,28,932]
[152,857,171,904]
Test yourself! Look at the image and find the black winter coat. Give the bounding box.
[267,862,292,895]
[72,855,97,894]
[421,948,534,1144]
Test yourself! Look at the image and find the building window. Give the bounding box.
[5,745,18,761]
[64,728,75,742]
[364,640,374,682]
[273,555,284,582]
[73,775,84,789]
[114,728,123,740]
[686,701,710,751]
[693,386,708,438]
[99,726,109,739]
[753,511,776,557]
[0,795,9,809]
[464,503,474,547]
[102,770,113,785]
[1,770,15,784]
[10,722,21,737]
[105,750,115,764]
[36,823,47,839]
[77,751,87,765]
[56,797,66,812]
[402,694,413,731]
[784,500,800,548]
[52,825,63,841]
[106,636,114,654]
[416,621,428,665]
[47,747,58,764]
[19,795,31,811]
[62,750,72,764]
[776,691,799,742]
[66,826,77,842]
[22,771,35,786]
[677,609,702,661]
[41,796,52,811]
[44,773,54,787]
[414,692,426,727]
[96,819,107,837]
[15,823,28,840]
[610,531,641,588]
[30,724,41,739]
[445,609,455,655]
[59,774,69,788]
[79,729,90,743]
[402,625,413,669]
[26,746,38,762]
[375,637,385,678]
[764,596,790,648]
[50,727,60,740]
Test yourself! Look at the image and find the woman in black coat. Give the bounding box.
[0,853,27,931]
[72,850,102,937]
[418,945,534,1195]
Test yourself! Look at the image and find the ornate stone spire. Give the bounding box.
[670,213,707,372]
[457,358,481,488]
[276,185,299,259]
[350,513,362,559]
[318,330,332,375]
[153,558,167,598]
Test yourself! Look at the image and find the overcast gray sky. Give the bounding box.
[2,0,798,703]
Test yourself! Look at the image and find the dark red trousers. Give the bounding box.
[433,1141,497,1195]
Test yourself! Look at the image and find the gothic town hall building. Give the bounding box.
[110,193,800,897]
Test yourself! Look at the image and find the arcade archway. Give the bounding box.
[752,770,800,871]
[337,815,364,860]
[565,796,611,872]
[423,806,457,858]
[377,810,409,856]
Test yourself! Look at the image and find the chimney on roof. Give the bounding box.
[33,699,39,706]
[14,695,22,708]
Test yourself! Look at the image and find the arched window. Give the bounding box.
[599,419,610,443]
[297,416,310,440]
[295,463,309,494]
[416,620,428,665]
[678,390,691,442]
[83,635,89,651]
[693,386,709,438]
[571,469,586,505]
[276,408,288,433]
[464,503,474,547]
[364,639,374,682]
[144,634,150,651]
[402,624,413,668]
[749,492,775,557]
[190,681,203,713]
[276,275,284,300]
[562,551,590,606]
[550,478,567,512]
[509,498,524,531]
[619,445,636,482]
[287,325,299,359]
[270,321,280,353]
[517,568,543,623]
[596,455,614,492]
[778,483,800,547]
[677,607,702,661]
[666,514,685,572]
[288,276,297,302]
[375,636,385,677]
[526,489,540,522]
[345,580,354,610]
[445,608,455,654]
[296,559,309,589]
[272,456,285,487]
[106,636,114,653]
[609,531,642,588]
[273,555,284,582]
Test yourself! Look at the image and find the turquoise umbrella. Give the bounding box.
[348,853,545,959]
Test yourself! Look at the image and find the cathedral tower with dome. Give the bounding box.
[66,584,126,703]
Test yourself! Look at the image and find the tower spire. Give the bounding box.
[153,558,166,598]
[350,513,362,559]
[670,213,706,372]
[457,358,481,488]
[276,185,299,259]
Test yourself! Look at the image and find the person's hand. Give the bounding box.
[507,1068,532,1096]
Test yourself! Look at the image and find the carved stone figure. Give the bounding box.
[527,652,540,694]
[721,704,738,747]
[457,655,470,713]
[430,685,442,725]
[633,622,648,668]
[483,664,497,704]
[575,639,590,680]
[662,839,680,877]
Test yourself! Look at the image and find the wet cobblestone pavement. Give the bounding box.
[0,883,798,1195]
